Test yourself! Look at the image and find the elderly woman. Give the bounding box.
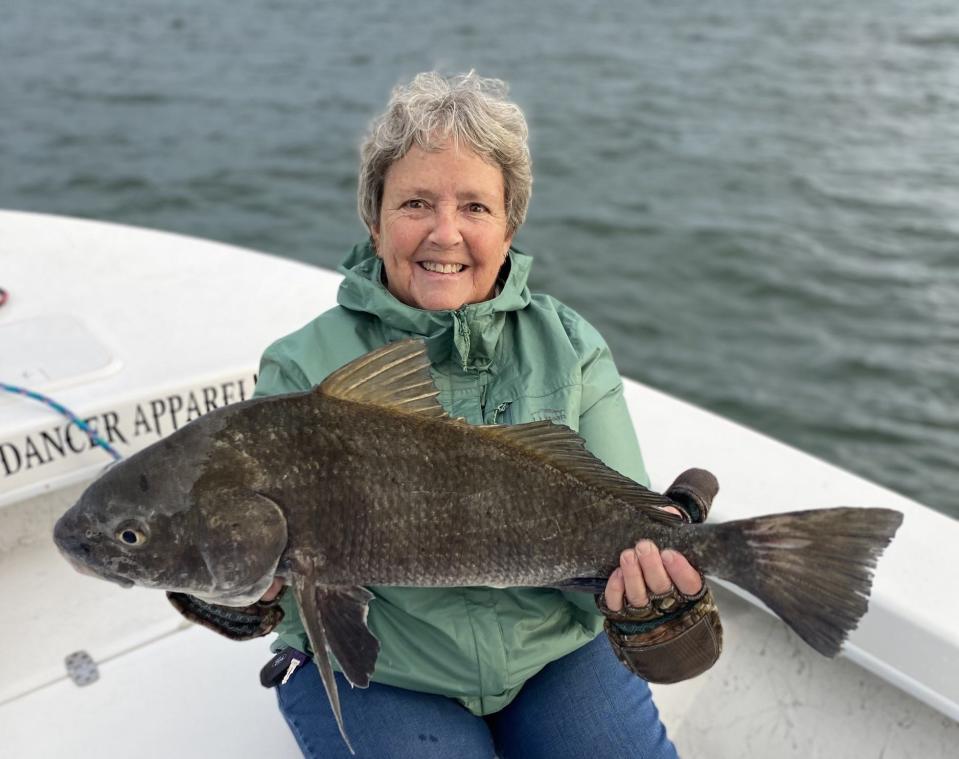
[250,72,721,758]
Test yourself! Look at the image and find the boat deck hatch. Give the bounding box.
[0,315,118,389]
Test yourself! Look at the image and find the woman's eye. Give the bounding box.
[467,203,489,214]
[404,199,426,210]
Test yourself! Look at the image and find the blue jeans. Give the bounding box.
[276,634,678,759]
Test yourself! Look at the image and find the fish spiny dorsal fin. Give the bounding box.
[318,339,449,419]
[477,421,682,525]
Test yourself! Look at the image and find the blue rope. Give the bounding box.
[0,382,123,461]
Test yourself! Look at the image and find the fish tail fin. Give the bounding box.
[702,507,903,656]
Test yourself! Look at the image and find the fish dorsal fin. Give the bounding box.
[477,421,681,525]
[318,339,448,419]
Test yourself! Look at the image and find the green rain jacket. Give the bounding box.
[254,241,649,716]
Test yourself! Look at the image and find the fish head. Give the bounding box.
[53,419,288,607]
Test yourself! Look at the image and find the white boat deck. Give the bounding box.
[1,211,956,757]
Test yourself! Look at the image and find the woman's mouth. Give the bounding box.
[419,261,465,274]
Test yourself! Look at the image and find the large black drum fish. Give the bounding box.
[54,340,903,752]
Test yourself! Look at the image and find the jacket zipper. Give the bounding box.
[479,373,489,416]
[455,306,471,372]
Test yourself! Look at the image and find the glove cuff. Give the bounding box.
[601,585,723,683]
[665,468,719,523]
[167,591,285,641]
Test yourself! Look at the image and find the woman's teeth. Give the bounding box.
[421,261,464,274]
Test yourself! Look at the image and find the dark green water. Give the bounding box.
[3,1,957,517]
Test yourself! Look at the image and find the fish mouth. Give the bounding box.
[54,519,134,589]
[64,552,134,589]
[98,570,135,589]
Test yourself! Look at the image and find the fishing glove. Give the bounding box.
[167,591,285,641]
[598,468,724,684]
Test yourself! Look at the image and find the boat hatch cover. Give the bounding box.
[0,315,119,390]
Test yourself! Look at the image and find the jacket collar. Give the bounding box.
[337,240,532,372]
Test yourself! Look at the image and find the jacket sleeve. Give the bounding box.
[565,312,648,485]
[562,314,723,683]
[253,343,314,397]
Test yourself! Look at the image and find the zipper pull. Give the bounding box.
[491,401,510,424]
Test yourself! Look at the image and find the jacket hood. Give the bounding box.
[336,240,533,372]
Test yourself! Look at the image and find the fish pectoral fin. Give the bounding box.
[290,574,358,754]
[315,585,380,689]
[317,339,449,419]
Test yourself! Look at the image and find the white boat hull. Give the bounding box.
[1,211,956,757]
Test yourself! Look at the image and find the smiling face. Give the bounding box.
[371,142,514,311]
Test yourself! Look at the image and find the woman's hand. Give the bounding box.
[603,507,702,613]
[599,491,723,685]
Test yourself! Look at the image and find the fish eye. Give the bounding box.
[115,522,148,547]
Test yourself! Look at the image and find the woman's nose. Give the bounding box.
[428,205,463,248]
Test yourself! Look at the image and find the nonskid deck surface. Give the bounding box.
[0,624,300,759]
[0,486,179,705]
[650,586,959,759]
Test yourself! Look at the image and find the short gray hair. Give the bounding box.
[358,71,532,237]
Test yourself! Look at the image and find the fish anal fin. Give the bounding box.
[318,339,448,419]
[290,572,356,754]
[316,585,379,689]
[477,422,682,526]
